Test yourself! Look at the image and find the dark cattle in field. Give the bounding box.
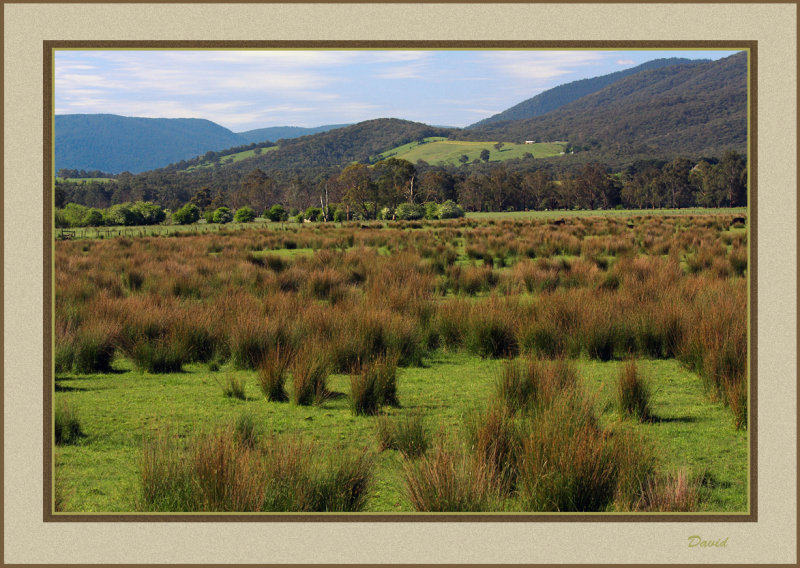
[553,219,566,226]
[731,216,746,226]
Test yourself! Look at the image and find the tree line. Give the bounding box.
[55,150,746,227]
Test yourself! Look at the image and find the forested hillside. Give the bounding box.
[460,53,747,164]
[468,57,705,129]
[237,124,351,144]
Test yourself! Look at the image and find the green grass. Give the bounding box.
[377,139,566,166]
[466,207,748,220]
[182,146,279,172]
[53,352,747,513]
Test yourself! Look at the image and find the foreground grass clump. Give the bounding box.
[403,442,499,512]
[375,412,428,457]
[495,357,578,413]
[139,426,374,512]
[54,400,84,445]
[291,346,329,406]
[350,355,400,416]
[257,344,292,402]
[617,359,653,422]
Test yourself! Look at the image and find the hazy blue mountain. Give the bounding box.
[55,114,248,173]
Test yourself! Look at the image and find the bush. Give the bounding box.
[303,207,323,222]
[212,207,232,224]
[617,359,652,421]
[395,203,425,221]
[266,204,288,222]
[423,202,439,220]
[333,208,347,223]
[233,206,256,223]
[438,200,465,219]
[54,399,84,445]
[172,203,200,225]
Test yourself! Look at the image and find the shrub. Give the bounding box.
[212,207,232,224]
[257,344,292,402]
[233,206,256,223]
[395,202,425,221]
[333,209,347,223]
[266,204,288,222]
[172,203,200,225]
[438,200,465,219]
[375,413,428,457]
[54,399,84,445]
[303,207,323,222]
[617,359,652,421]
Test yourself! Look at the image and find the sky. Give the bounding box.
[55,49,741,132]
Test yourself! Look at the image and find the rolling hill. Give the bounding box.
[468,57,706,129]
[55,114,249,174]
[237,124,351,144]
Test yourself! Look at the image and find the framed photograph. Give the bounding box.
[4,2,797,565]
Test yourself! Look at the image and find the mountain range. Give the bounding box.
[55,53,746,175]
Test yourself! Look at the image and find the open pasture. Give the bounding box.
[377,138,566,165]
[53,212,749,513]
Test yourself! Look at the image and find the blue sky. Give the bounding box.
[55,49,741,132]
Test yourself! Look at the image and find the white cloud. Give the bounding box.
[482,50,608,80]
[617,59,636,65]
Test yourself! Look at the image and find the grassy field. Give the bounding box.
[55,353,746,512]
[377,138,566,165]
[53,211,749,514]
[182,146,279,172]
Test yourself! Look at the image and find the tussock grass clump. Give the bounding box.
[403,443,498,512]
[617,359,653,422]
[375,413,428,457]
[350,355,399,416]
[257,344,292,402]
[129,337,186,373]
[466,403,522,494]
[291,346,329,406]
[637,469,703,512]
[495,357,578,413]
[467,301,519,358]
[234,412,258,448]
[139,427,374,512]
[220,374,247,400]
[72,321,119,374]
[54,400,84,445]
[517,390,617,511]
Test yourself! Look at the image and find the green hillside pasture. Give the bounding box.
[379,139,566,166]
[183,145,279,172]
[56,178,116,184]
[54,354,746,513]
